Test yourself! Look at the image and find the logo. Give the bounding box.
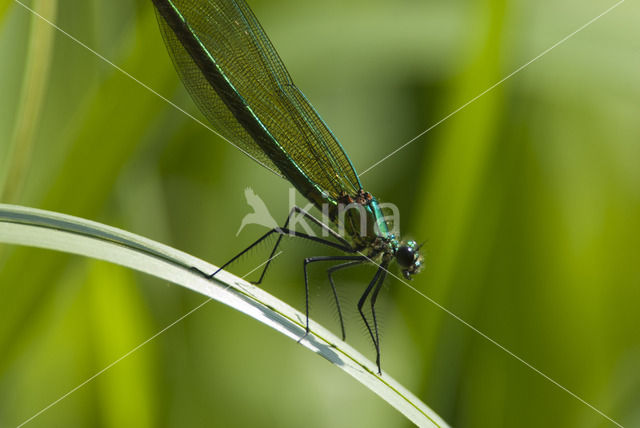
[236,187,401,237]
[236,188,279,236]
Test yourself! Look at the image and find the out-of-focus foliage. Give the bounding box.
[0,0,637,427]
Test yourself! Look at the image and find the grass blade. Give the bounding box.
[0,203,448,428]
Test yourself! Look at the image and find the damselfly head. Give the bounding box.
[395,239,424,280]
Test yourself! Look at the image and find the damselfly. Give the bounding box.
[152,0,423,374]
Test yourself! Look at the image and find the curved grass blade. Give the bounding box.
[0,204,449,428]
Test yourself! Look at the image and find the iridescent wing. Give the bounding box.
[153,0,362,201]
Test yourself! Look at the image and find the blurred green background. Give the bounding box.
[1,0,638,426]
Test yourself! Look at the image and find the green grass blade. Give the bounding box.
[0,203,449,428]
[0,0,57,201]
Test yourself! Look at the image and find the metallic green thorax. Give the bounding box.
[333,196,392,250]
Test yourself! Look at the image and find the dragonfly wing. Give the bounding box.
[235,0,363,196]
[154,0,362,201]
[155,4,281,176]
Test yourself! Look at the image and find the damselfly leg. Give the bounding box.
[358,263,389,374]
[301,255,366,342]
[197,206,388,374]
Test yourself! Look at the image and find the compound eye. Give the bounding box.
[396,246,415,268]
